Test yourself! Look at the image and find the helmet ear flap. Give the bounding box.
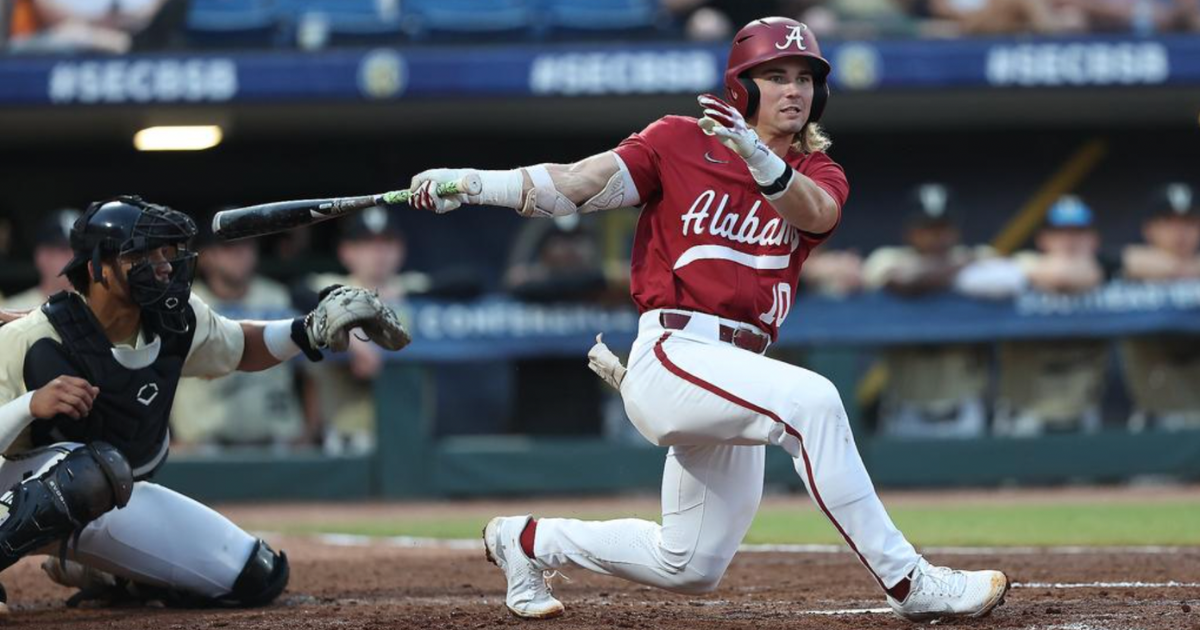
[808,80,830,124]
[737,76,759,119]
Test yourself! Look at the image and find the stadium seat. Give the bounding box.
[542,0,664,40]
[185,0,278,49]
[274,0,404,48]
[404,0,537,42]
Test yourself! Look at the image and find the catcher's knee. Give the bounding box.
[225,539,289,607]
[0,442,132,571]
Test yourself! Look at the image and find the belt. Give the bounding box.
[659,312,770,355]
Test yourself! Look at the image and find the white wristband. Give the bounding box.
[475,170,525,210]
[0,391,37,453]
[263,319,302,362]
[743,144,788,187]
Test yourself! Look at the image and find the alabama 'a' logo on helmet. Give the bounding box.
[775,24,808,51]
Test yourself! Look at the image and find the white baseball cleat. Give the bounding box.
[887,558,1010,622]
[483,515,565,619]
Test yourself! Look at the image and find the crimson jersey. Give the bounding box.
[614,115,850,341]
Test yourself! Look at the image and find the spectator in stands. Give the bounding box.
[504,215,617,438]
[304,206,410,455]
[994,194,1116,437]
[504,214,613,304]
[7,0,175,54]
[1120,182,1200,431]
[794,0,919,39]
[1,209,78,310]
[801,246,865,297]
[1056,0,1200,33]
[171,215,309,452]
[1122,182,1200,281]
[862,183,993,438]
[913,0,1077,35]
[664,0,786,40]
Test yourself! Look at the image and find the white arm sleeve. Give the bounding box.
[262,318,302,362]
[0,392,36,453]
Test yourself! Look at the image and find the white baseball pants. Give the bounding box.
[534,310,921,593]
[0,443,258,597]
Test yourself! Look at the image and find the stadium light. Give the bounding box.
[133,125,223,151]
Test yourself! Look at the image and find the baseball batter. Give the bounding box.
[408,17,1009,622]
[0,196,409,614]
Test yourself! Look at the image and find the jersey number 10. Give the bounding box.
[758,282,792,328]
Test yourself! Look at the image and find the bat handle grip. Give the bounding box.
[381,172,484,205]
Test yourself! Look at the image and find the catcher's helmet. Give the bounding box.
[724,17,831,124]
[62,196,199,334]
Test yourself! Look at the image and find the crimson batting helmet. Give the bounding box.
[724,17,832,124]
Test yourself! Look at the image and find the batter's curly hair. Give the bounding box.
[793,122,832,154]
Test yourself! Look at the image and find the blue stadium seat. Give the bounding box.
[274,0,405,47]
[543,0,664,39]
[186,0,278,49]
[404,0,537,42]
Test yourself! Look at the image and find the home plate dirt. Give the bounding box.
[2,533,1196,629]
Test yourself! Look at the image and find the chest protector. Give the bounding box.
[23,292,196,479]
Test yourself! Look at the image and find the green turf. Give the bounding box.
[748,503,1200,546]
[264,501,1200,547]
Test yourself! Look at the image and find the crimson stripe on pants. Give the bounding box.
[652,332,887,591]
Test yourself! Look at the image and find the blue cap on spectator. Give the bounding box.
[1045,195,1093,229]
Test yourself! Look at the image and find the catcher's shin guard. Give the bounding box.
[227,539,289,607]
[0,443,133,572]
[111,539,290,609]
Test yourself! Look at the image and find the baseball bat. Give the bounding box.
[211,173,483,241]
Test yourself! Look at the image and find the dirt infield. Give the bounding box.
[4,531,1198,629]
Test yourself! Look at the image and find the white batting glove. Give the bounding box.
[696,94,788,187]
[409,168,475,214]
[587,333,627,391]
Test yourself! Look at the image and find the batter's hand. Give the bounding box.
[697,94,767,160]
[588,334,627,391]
[30,376,99,420]
[409,168,475,214]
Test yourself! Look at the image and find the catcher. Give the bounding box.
[0,196,409,614]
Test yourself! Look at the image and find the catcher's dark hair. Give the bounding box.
[64,254,117,297]
[65,262,94,296]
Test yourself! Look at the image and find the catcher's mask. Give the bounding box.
[62,196,199,334]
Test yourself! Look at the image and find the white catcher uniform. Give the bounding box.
[0,295,270,602]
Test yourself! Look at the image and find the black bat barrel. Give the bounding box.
[213,197,374,241]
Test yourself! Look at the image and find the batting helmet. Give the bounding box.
[724,17,831,124]
[62,196,199,334]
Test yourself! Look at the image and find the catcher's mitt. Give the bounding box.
[304,285,411,353]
